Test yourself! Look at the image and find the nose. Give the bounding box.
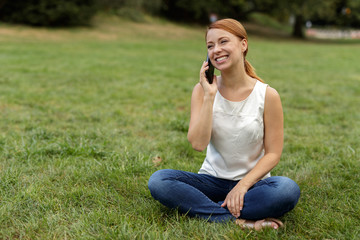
[213,44,222,54]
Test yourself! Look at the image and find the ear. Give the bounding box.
[240,39,248,53]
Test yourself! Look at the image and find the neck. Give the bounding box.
[220,61,253,89]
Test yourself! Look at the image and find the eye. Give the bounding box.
[220,39,228,44]
[207,45,214,49]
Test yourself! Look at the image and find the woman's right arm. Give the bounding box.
[187,61,218,152]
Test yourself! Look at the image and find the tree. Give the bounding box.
[346,0,360,28]
[0,0,98,27]
[250,0,339,38]
[161,0,247,24]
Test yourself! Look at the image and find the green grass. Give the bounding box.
[0,16,359,239]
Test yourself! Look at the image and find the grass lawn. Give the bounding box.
[0,16,359,239]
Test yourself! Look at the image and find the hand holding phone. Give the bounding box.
[205,55,214,84]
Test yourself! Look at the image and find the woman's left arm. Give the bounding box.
[221,87,284,218]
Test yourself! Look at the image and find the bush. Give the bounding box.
[97,0,162,15]
[0,0,98,27]
[116,7,145,22]
[161,0,248,24]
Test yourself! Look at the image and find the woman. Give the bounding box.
[148,18,300,230]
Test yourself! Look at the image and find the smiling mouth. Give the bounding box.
[215,56,228,62]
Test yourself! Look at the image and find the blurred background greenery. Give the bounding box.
[0,0,360,38]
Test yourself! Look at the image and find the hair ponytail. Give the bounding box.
[206,18,264,83]
[244,59,263,83]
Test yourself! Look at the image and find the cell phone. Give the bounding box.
[205,55,214,84]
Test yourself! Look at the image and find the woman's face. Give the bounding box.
[206,28,247,71]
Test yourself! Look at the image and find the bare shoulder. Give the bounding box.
[264,86,282,114]
[265,86,281,103]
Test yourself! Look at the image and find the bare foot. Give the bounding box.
[236,218,283,231]
[235,219,256,229]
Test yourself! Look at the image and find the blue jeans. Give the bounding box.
[148,169,300,223]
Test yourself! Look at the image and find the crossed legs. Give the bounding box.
[148,169,300,226]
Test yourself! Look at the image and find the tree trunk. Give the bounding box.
[292,14,305,38]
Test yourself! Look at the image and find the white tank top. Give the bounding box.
[198,80,271,181]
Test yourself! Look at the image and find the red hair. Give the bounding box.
[206,19,263,82]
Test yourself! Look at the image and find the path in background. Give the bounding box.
[306,28,360,39]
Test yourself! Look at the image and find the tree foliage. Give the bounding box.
[97,0,162,15]
[0,0,164,26]
[250,0,360,38]
[250,0,339,38]
[0,0,98,27]
[342,0,360,28]
[161,0,248,24]
[0,0,359,34]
